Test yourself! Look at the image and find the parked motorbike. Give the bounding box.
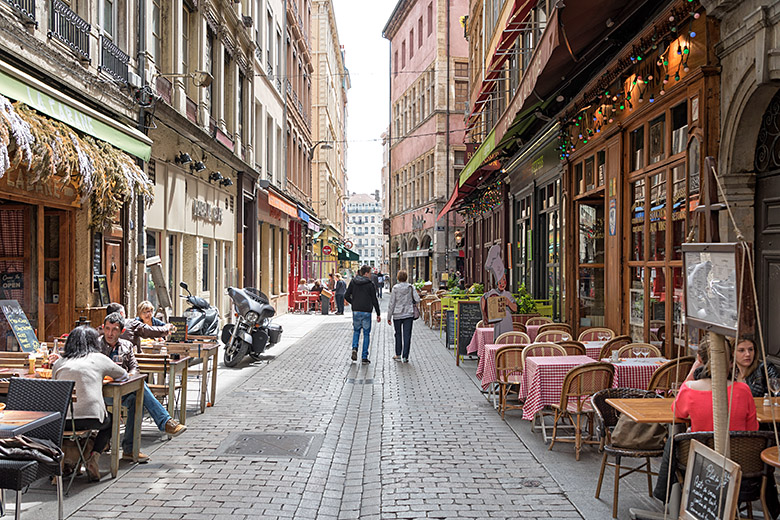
[221,287,282,367]
[179,282,220,336]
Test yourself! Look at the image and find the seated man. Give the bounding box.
[106,302,172,352]
[100,312,186,462]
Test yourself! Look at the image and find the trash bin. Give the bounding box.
[321,289,332,315]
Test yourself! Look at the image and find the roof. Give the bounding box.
[347,193,378,204]
[382,0,413,39]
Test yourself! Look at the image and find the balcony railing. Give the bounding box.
[99,36,129,84]
[4,0,36,25]
[48,0,90,62]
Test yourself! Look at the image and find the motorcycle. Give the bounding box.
[179,282,220,336]
[221,287,282,367]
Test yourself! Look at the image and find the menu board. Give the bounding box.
[168,316,188,343]
[95,274,110,306]
[683,244,739,335]
[445,309,455,349]
[456,300,482,358]
[0,300,39,352]
[680,440,741,520]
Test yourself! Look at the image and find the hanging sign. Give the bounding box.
[0,273,23,291]
[0,300,39,352]
[609,198,617,236]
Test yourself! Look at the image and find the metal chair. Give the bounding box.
[495,346,526,420]
[578,328,616,342]
[0,378,74,520]
[598,335,632,361]
[536,330,572,343]
[549,362,615,460]
[558,340,586,356]
[592,388,665,518]
[495,331,530,345]
[526,316,552,326]
[616,343,662,359]
[647,357,696,397]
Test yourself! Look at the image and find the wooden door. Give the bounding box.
[104,240,122,306]
[755,173,780,356]
[42,209,71,340]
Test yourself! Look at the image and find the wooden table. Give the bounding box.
[145,342,218,413]
[761,446,780,470]
[140,356,189,426]
[0,410,60,438]
[102,374,146,478]
[606,397,780,424]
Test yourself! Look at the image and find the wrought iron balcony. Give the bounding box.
[3,0,36,25]
[99,36,129,84]
[48,0,90,62]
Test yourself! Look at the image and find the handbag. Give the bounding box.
[610,413,667,450]
[411,286,420,320]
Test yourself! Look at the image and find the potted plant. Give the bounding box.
[512,284,539,324]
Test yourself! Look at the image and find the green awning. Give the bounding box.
[459,128,496,187]
[338,247,359,261]
[0,63,152,161]
[312,231,323,240]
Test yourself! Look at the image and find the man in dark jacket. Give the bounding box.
[370,270,380,298]
[345,265,381,363]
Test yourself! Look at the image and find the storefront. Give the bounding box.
[308,223,339,281]
[0,61,152,345]
[259,190,293,313]
[559,3,717,356]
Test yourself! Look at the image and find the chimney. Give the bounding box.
[374,190,379,202]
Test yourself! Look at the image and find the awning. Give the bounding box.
[268,192,298,218]
[0,61,152,161]
[436,184,458,222]
[307,220,320,232]
[338,247,359,261]
[297,208,311,223]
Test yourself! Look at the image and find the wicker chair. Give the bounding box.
[476,320,486,329]
[647,357,696,397]
[495,346,526,420]
[592,388,665,518]
[578,328,616,342]
[536,330,572,343]
[421,295,436,325]
[598,335,632,361]
[512,322,527,333]
[0,378,74,520]
[526,316,552,326]
[616,343,662,358]
[558,340,586,356]
[549,362,615,461]
[428,299,442,329]
[674,431,776,520]
[495,331,530,345]
[538,322,573,336]
[521,342,567,371]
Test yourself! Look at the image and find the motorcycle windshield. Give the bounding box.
[228,287,266,316]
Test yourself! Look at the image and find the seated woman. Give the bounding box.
[52,326,127,482]
[297,278,308,294]
[136,300,165,327]
[730,337,780,397]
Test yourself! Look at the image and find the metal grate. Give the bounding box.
[48,0,90,62]
[214,432,323,460]
[4,0,35,24]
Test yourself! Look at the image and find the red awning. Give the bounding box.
[436,184,459,222]
[268,192,298,218]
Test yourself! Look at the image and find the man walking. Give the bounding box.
[345,265,381,363]
[377,273,384,299]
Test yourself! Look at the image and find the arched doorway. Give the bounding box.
[421,234,433,282]
[408,237,419,281]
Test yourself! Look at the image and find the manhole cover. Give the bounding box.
[213,433,323,459]
[346,378,375,384]
[519,479,542,488]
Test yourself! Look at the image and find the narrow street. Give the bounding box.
[28,299,582,520]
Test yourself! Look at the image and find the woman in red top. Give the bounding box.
[672,341,758,431]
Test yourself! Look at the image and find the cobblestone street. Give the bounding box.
[33,301,581,520]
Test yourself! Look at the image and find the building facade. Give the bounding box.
[383,0,467,286]
[346,193,383,268]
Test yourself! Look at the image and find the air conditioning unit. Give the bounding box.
[242,16,253,28]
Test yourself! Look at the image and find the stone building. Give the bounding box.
[383,0,467,286]
[346,193,383,269]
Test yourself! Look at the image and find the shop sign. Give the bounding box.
[0,273,22,291]
[3,169,79,205]
[192,199,223,224]
[608,198,617,236]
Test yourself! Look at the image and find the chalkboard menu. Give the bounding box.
[168,316,188,342]
[95,275,110,306]
[445,310,455,349]
[0,300,39,352]
[456,300,482,357]
[680,440,741,520]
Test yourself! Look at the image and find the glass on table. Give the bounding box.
[632,346,641,358]
[769,377,780,406]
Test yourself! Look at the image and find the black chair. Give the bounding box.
[592,388,665,519]
[0,378,74,520]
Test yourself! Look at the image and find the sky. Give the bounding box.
[332,0,395,196]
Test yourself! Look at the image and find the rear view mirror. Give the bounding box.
[179,282,188,290]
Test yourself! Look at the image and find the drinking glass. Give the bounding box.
[769,377,780,406]
[641,347,650,359]
[669,382,681,397]
[632,346,640,358]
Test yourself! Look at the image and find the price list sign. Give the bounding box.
[0,300,39,353]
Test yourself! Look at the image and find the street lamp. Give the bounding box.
[154,70,214,88]
[309,140,333,158]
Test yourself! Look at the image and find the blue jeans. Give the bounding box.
[393,317,413,359]
[107,382,171,452]
[352,311,372,359]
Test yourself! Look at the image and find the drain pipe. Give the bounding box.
[134,0,149,309]
[444,0,451,281]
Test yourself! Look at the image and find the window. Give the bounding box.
[102,0,115,39]
[427,2,433,35]
[168,234,177,303]
[578,199,605,328]
[455,80,468,109]
[649,115,666,164]
[394,51,398,75]
[151,0,162,66]
[401,41,406,68]
[145,231,159,308]
[671,102,688,155]
[238,73,245,145]
[202,242,210,292]
[409,30,414,58]
[630,126,645,171]
[418,17,423,47]
[206,28,215,118]
[182,7,195,99]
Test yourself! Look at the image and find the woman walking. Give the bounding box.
[387,270,420,362]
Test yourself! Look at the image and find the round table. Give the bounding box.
[761,446,780,470]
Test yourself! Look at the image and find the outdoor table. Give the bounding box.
[102,374,146,477]
[146,341,219,413]
[761,446,780,470]
[605,357,667,389]
[582,340,608,359]
[0,410,60,438]
[467,327,493,355]
[606,397,780,424]
[521,355,594,421]
[527,325,541,342]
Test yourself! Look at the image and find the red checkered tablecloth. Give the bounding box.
[605,358,666,390]
[521,356,594,420]
[468,327,493,355]
[477,343,503,390]
[583,341,608,359]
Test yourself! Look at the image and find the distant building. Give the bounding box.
[346,193,383,269]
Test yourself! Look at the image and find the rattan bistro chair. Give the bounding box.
[512,321,527,333]
[495,331,530,345]
[521,343,567,371]
[548,362,614,461]
[558,340,586,356]
[495,346,526,420]
[592,388,664,518]
[526,316,552,326]
[647,357,696,397]
[0,378,74,520]
[578,328,616,342]
[674,431,776,520]
[616,343,662,358]
[598,335,632,361]
[535,330,572,343]
[538,322,573,336]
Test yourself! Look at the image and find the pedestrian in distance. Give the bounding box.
[387,270,419,363]
[334,273,347,315]
[345,265,381,363]
[377,272,385,299]
[371,270,380,298]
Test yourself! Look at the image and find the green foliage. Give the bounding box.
[446,275,459,290]
[413,279,425,291]
[515,284,537,314]
[467,283,483,294]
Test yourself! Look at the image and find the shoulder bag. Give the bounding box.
[411,286,420,320]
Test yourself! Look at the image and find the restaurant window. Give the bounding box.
[535,180,561,319]
[577,198,604,328]
[630,126,644,171]
[671,102,688,156]
[202,241,210,293]
[584,156,595,192]
[649,115,665,164]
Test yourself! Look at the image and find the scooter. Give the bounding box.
[179,281,219,336]
[220,287,282,367]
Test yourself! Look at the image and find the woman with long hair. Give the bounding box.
[53,326,127,482]
[386,270,420,363]
[730,337,780,397]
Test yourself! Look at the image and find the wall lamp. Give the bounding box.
[309,140,333,158]
[174,152,192,165]
[191,161,206,173]
[209,171,224,183]
[155,70,214,88]
[219,177,233,187]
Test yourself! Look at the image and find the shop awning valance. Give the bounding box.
[0,62,152,161]
[268,192,298,218]
[297,207,311,223]
[337,247,359,262]
[403,250,430,258]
